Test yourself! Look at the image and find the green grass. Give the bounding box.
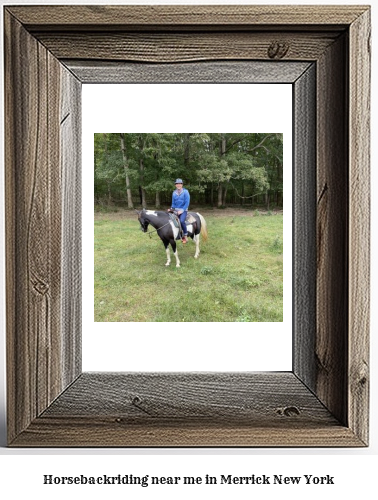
[94,213,283,322]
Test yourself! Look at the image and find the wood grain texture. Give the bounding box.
[348,9,371,445]
[293,65,316,389]
[11,418,363,448]
[60,69,82,388]
[36,32,339,63]
[4,5,370,447]
[4,11,81,444]
[7,5,367,30]
[42,373,335,422]
[65,60,312,84]
[5,11,62,442]
[11,373,363,447]
[316,34,349,426]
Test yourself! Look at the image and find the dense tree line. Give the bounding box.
[94,133,283,209]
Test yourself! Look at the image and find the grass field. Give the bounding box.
[94,209,283,322]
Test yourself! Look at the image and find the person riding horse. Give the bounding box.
[137,178,207,268]
[169,178,190,244]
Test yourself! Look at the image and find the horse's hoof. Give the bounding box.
[165,262,170,266]
[176,264,180,268]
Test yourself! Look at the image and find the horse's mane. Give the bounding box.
[142,209,166,214]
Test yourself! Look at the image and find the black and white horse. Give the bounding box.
[137,209,208,267]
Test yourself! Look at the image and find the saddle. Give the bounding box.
[168,211,197,238]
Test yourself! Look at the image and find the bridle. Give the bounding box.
[145,221,171,238]
[138,212,172,238]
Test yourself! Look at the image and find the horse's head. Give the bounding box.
[136,209,149,233]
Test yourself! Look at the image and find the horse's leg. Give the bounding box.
[170,240,180,267]
[164,241,171,266]
[193,233,200,259]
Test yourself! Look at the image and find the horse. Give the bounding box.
[136,209,208,267]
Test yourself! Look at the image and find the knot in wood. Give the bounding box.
[353,361,368,389]
[132,396,142,406]
[268,41,289,59]
[33,280,49,295]
[131,395,150,414]
[277,406,300,417]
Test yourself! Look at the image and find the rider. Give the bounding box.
[170,178,190,244]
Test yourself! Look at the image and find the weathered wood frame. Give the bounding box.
[4,5,370,447]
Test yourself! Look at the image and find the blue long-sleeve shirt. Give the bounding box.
[171,188,190,211]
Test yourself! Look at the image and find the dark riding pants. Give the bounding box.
[179,211,188,235]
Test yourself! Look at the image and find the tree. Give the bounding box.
[94,132,283,210]
[119,133,134,208]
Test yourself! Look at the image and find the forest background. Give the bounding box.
[94,133,283,210]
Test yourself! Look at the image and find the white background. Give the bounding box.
[83,83,292,372]
[0,0,377,498]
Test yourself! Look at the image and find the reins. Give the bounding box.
[145,220,171,238]
[137,210,179,238]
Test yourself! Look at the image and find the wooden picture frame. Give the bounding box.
[4,5,370,447]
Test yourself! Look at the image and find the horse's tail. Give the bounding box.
[198,213,208,241]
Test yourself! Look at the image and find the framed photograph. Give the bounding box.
[86,85,292,372]
[5,5,370,447]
